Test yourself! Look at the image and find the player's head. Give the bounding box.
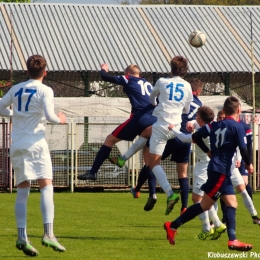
[26,55,47,79]
[217,110,225,121]
[190,78,203,96]
[223,96,240,116]
[124,64,140,77]
[196,106,215,126]
[170,56,188,78]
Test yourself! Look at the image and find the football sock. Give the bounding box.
[152,165,173,197]
[170,203,204,229]
[226,206,237,241]
[15,187,30,240]
[208,206,222,228]
[135,165,148,191]
[147,166,157,197]
[220,198,226,223]
[91,145,112,173]
[240,189,257,216]
[197,207,211,232]
[178,178,189,210]
[123,136,148,160]
[246,183,253,200]
[213,201,218,213]
[40,184,54,237]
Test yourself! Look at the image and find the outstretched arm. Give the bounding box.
[0,101,13,117]
[100,63,118,84]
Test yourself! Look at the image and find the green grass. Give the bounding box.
[1,190,260,259]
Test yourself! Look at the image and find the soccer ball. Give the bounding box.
[189,30,206,48]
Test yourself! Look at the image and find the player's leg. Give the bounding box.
[11,143,39,256]
[149,123,179,215]
[221,179,252,251]
[240,163,253,199]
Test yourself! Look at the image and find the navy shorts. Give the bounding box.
[201,170,234,201]
[161,138,191,163]
[239,162,248,176]
[112,113,157,141]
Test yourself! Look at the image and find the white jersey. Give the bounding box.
[1,79,60,142]
[150,76,193,125]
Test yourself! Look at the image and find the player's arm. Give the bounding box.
[182,89,193,114]
[0,90,13,117]
[149,81,160,106]
[246,129,253,163]
[44,88,66,124]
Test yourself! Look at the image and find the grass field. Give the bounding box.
[1,190,260,260]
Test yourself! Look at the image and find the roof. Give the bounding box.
[0,4,259,83]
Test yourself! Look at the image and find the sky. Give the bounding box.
[44,0,120,4]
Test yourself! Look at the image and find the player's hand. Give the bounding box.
[57,112,66,124]
[206,150,212,158]
[100,63,109,72]
[245,164,254,174]
[186,121,194,132]
[168,124,175,130]
[235,160,241,168]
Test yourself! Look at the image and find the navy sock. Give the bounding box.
[147,166,157,196]
[220,198,226,223]
[178,178,189,210]
[135,165,148,191]
[91,145,112,173]
[246,183,253,200]
[226,206,237,241]
[170,203,204,229]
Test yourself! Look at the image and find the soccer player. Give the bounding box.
[0,55,66,256]
[77,63,157,181]
[108,78,203,213]
[148,56,194,215]
[171,106,227,240]
[164,96,253,251]
[217,110,260,226]
[161,77,202,214]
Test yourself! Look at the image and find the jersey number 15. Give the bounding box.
[166,83,184,101]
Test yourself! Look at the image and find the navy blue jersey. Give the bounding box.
[198,117,247,175]
[180,94,202,133]
[238,119,252,149]
[114,75,154,114]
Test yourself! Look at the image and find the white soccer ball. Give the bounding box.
[189,30,206,48]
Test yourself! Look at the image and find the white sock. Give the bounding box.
[208,206,222,228]
[123,136,148,160]
[15,187,30,239]
[213,201,218,213]
[240,189,257,216]
[152,165,173,197]
[40,184,54,237]
[198,208,211,232]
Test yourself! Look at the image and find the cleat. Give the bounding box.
[164,222,177,245]
[196,228,214,240]
[130,187,140,198]
[211,223,226,240]
[144,195,157,211]
[77,170,97,181]
[108,156,126,168]
[252,216,260,225]
[228,240,253,251]
[180,208,187,215]
[16,238,39,257]
[41,235,66,252]
[165,193,179,215]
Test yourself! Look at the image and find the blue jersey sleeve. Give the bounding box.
[236,125,247,150]
[197,123,211,139]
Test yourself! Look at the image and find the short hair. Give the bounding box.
[223,96,240,116]
[124,64,140,76]
[26,55,47,79]
[197,106,215,124]
[217,109,225,121]
[190,78,203,92]
[170,56,188,77]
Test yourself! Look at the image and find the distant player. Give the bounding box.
[164,96,253,251]
[77,63,157,181]
[148,56,194,215]
[0,55,66,256]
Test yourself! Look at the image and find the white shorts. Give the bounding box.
[231,167,244,187]
[10,138,53,185]
[149,122,179,155]
[193,161,208,196]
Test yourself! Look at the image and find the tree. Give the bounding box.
[0,0,30,2]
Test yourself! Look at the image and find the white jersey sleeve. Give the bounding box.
[0,100,13,116]
[149,84,160,106]
[43,88,60,124]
